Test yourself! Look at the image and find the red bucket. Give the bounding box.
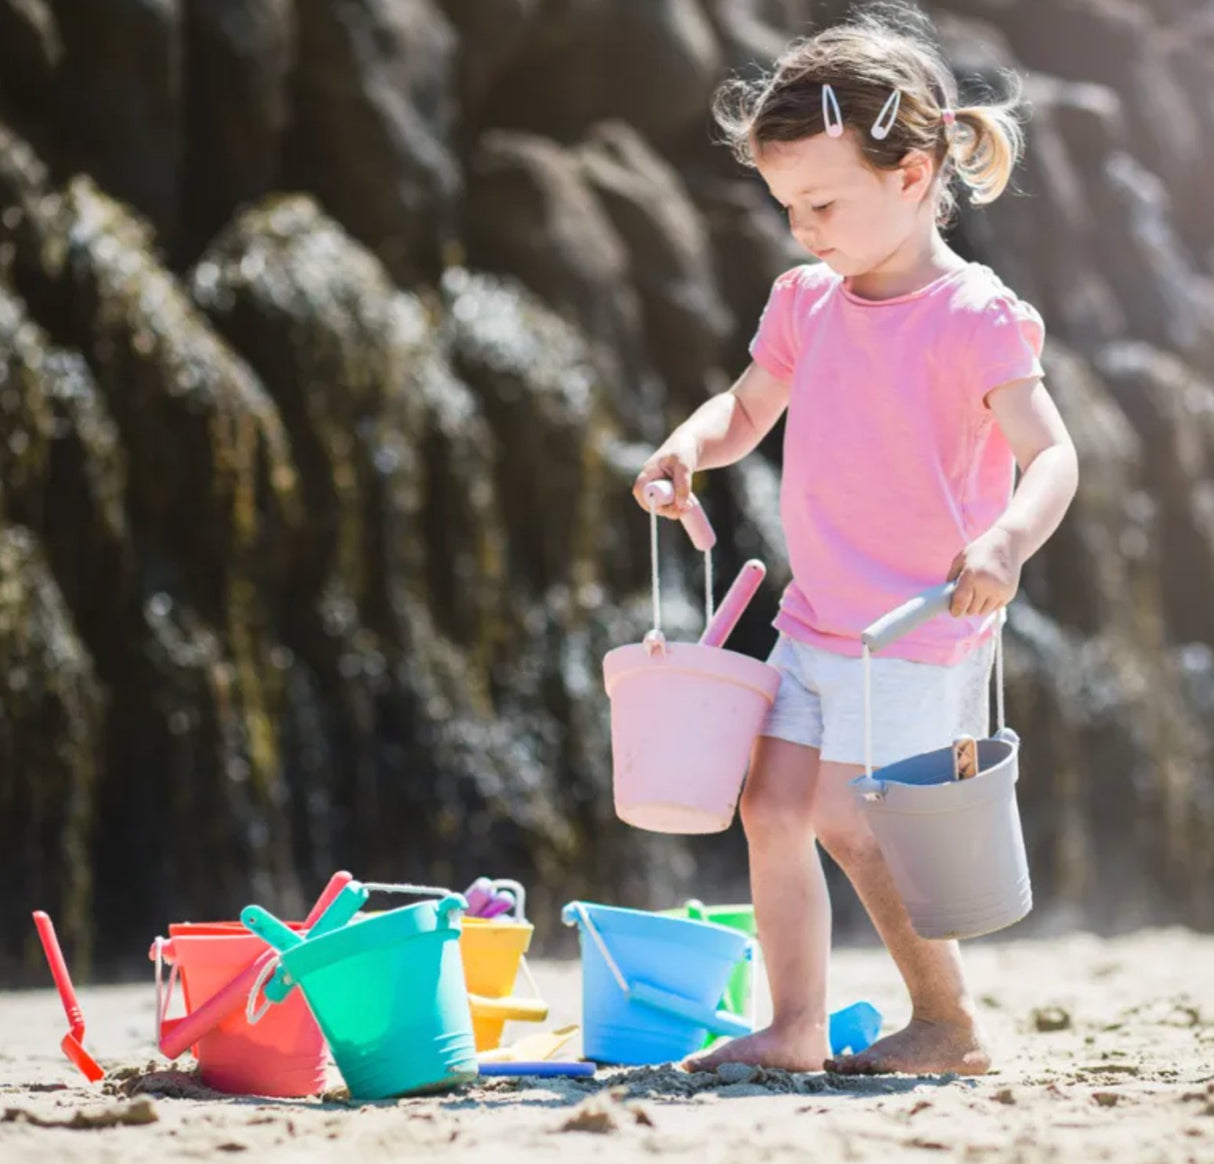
[154,922,327,1097]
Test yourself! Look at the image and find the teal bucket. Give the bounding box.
[562,901,752,1065]
[242,893,477,1099]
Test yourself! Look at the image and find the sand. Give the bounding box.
[2,927,1212,1163]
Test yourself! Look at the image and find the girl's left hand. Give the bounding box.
[946,526,1023,617]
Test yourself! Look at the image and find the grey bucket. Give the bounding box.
[849,583,1032,941]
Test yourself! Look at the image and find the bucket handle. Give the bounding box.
[851,775,887,802]
[362,884,467,929]
[641,480,715,640]
[358,882,467,927]
[246,956,280,1026]
[485,878,527,921]
[859,583,1008,779]
[152,937,183,1048]
[562,902,753,1040]
[630,980,753,1039]
[262,881,372,1004]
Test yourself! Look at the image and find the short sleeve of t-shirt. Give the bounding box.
[748,264,830,380]
[970,294,1045,408]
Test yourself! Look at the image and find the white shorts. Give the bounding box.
[758,633,996,769]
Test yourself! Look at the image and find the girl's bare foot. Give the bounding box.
[824,1015,992,1076]
[683,1023,830,1073]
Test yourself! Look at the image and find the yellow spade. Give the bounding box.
[478,1024,580,1064]
[460,916,549,1051]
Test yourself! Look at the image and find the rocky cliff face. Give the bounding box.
[1,0,1212,981]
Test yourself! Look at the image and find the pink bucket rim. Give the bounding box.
[603,641,781,703]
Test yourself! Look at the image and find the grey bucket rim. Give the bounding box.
[851,736,1020,813]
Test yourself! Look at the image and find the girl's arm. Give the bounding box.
[948,376,1080,617]
[632,362,791,518]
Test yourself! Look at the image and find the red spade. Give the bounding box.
[32,910,105,1083]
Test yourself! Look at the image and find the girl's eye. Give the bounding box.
[812,202,834,212]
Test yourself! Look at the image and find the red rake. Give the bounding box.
[32,910,104,1083]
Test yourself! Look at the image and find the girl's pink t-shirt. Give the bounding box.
[749,260,1045,665]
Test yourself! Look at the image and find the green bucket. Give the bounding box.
[659,900,756,1045]
[242,893,477,1099]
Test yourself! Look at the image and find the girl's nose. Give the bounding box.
[787,208,819,250]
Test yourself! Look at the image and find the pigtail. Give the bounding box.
[949,75,1028,207]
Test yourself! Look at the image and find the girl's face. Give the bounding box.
[754,130,936,274]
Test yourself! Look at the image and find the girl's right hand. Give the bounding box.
[632,442,696,518]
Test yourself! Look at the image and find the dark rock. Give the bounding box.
[442,265,600,595]
[3,0,1214,970]
[699,0,789,73]
[0,0,63,119]
[187,196,673,915]
[0,280,132,669]
[435,0,541,125]
[1021,341,1143,636]
[0,527,101,983]
[462,129,650,419]
[1094,342,1214,647]
[47,0,184,244]
[963,72,1128,352]
[288,0,461,283]
[966,0,1214,270]
[482,0,723,145]
[51,179,301,606]
[690,177,802,373]
[180,0,295,261]
[0,120,67,309]
[1092,153,1214,365]
[10,176,309,949]
[576,121,733,412]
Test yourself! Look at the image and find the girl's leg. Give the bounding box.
[810,759,991,1075]
[686,736,831,1072]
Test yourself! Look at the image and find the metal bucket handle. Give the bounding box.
[857,581,1008,790]
[243,885,466,1025]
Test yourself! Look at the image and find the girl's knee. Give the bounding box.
[811,790,881,869]
[738,739,818,842]
[815,813,882,869]
[810,762,882,867]
[740,776,811,843]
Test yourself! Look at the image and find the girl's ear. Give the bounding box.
[898,149,935,201]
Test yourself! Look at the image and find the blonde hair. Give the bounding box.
[711,2,1028,230]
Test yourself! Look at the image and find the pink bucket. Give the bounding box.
[155,922,327,1097]
[604,641,782,833]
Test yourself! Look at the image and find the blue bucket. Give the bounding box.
[562,901,752,1065]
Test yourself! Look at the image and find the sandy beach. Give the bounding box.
[2,926,1212,1162]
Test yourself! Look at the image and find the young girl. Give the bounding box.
[633,8,1079,1076]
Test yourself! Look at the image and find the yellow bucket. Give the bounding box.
[459,918,548,1050]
